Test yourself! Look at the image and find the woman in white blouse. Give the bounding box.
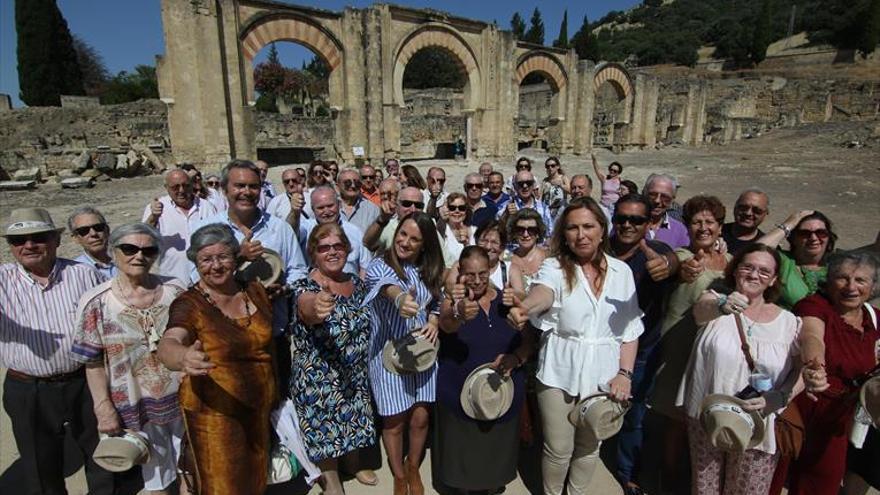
[507,197,644,495]
[678,243,803,494]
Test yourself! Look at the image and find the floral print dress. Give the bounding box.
[288,275,375,462]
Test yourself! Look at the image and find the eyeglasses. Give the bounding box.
[545,163,559,169]
[464,183,482,190]
[74,223,109,237]
[7,232,54,246]
[516,180,535,189]
[447,204,468,212]
[117,243,160,257]
[282,178,301,185]
[735,204,767,215]
[196,253,235,266]
[399,200,425,209]
[316,242,346,254]
[514,226,539,236]
[612,214,649,226]
[361,174,376,180]
[342,179,361,189]
[206,181,220,187]
[793,228,830,240]
[311,169,325,176]
[737,263,775,280]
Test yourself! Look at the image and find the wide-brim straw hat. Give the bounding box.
[92,431,150,472]
[860,375,880,427]
[700,394,766,452]
[460,363,515,421]
[1,208,65,237]
[567,392,630,440]
[236,248,283,287]
[381,332,438,375]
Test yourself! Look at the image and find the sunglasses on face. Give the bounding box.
[282,178,301,185]
[7,232,53,246]
[516,180,535,189]
[515,226,539,236]
[316,242,346,254]
[361,174,375,180]
[447,204,468,212]
[516,165,531,171]
[342,179,362,189]
[116,243,160,257]
[546,163,559,169]
[793,228,830,240]
[612,214,649,226]
[206,181,220,187]
[74,223,109,237]
[735,204,766,215]
[609,168,621,174]
[399,200,425,209]
[464,183,482,190]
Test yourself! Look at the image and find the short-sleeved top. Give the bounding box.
[721,223,763,256]
[71,278,186,430]
[377,217,456,267]
[443,224,476,262]
[495,197,555,238]
[777,250,827,309]
[340,196,381,235]
[143,195,217,285]
[529,255,644,398]
[646,214,690,250]
[677,309,801,454]
[437,291,524,423]
[619,239,676,351]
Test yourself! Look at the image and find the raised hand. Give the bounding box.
[681,248,706,283]
[289,192,304,212]
[506,294,529,330]
[506,200,518,216]
[182,340,215,376]
[315,283,336,320]
[641,239,670,281]
[458,286,480,321]
[502,280,516,307]
[721,291,750,315]
[150,197,164,218]
[379,198,395,221]
[396,286,420,319]
[239,226,264,261]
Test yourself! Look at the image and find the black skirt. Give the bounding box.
[431,401,520,491]
[849,427,880,488]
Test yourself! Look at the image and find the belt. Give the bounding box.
[6,367,84,383]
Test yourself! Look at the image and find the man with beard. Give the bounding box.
[643,173,689,249]
[68,206,116,279]
[721,188,769,254]
[607,193,680,495]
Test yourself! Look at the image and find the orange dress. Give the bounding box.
[166,282,277,495]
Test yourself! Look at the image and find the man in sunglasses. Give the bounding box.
[721,188,770,255]
[267,168,310,229]
[144,169,218,284]
[384,158,402,185]
[505,157,532,196]
[424,167,448,222]
[496,169,554,237]
[68,206,117,279]
[359,164,381,206]
[643,173,689,250]
[337,168,380,234]
[1,208,118,494]
[607,194,680,495]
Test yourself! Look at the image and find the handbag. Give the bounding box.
[267,440,301,485]
[734,313,805,459]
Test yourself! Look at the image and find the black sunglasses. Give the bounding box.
[735,204,766,216]
[399,200,425,210]
[514,226,539,236]
[342,179,361,189]
[282,178,300,185]
[516,180,535,189]
[361,174,376,180]
[464,183,482,190]
[447,204,468,212]
[74,223,108,237]
[612,214,649,226]
[7,232,54,246]
[116,243,160,257]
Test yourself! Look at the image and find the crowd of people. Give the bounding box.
[1,155,878,495]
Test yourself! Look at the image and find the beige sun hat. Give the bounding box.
[700,394,766,452]
[92,431,150,472]
[236,248,283,287]
[1,208,65,237]
[460,363,515,421]
[860,375,880,427]
[381,332,438,375]
[567,393,631,441]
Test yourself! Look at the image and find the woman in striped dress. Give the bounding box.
[365,212,445,495]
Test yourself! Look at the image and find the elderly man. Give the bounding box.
[722,188,770,254]
[643,173,689,249]
[1,208,117,494]
[337,168,380,234]
[569,174,593,200]
[423,166,448,221]
[478,162,493,193]
[254,159,277,210]
[144,169,217,284]
[298,186,372,277]
[505,157,533,195]
[384,158,402,185]
[68,206,116,279]
[496,169,554,235]
[607,194,680,495]
[359,164,381,206]
[266,168,308,227]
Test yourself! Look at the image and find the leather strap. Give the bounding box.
[734,313,757,372]
[500,260,508,287]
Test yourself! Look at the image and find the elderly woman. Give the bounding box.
[157,224,276,495]
[678,244,803,494]
[541,156,570,220]
[508,208,548,289]
[780,252,880,495]
[758,210,837,309]
[439,192,476,261]
[433,246,536,493]
[72,223,186,495]
[288,223,375,495]
[365,212,445,495]
[507,197,643,495]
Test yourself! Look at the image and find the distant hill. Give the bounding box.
[588,0,879,67]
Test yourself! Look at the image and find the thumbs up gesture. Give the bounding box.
[395,286,420,319]
[502,280,516,308]
[150,197,164,218]
[182,340,215,376]
[641,240,671,282]
[239,226,264,261]
[506,294,530,330]
[289,192,304,213]
[315,283,336,320]
[681,248,706,283]
[458,287,480,321]
[506,200,518,216]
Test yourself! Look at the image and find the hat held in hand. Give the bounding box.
[700,394,766,452]
[460,363,515,421]
[382,332,438,375]
[236,248,283,287]
[568,392,630,441]
[92,431,150,472]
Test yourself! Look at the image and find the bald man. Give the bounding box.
[143,169,217,283]
[254,159,277,210]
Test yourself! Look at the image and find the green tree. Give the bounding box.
[267,42,280,65]
[553,10,569,48]
[403,48,467,89]
[302,55,330,80]
[511,12,526,40]
[524,8,545,45]
[72,35,109,97]
[750,0,773,64]
[858,0,880,54]
[100,65,158,104]
[571,15,601,61]
[16,0,84,106]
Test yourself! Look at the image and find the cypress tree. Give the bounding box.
[858,0,880,55]
[524,8,545,45]
[750,0,772,65]
[511,12,526,40]
[16,0,84,106]
[553,10,569,48]
[572,15,601,61]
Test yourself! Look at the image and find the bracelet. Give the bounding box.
[452,299,461,319]
[393,291,406,309]
[716,293,728,311]
[617,368,633,380]
[776,223,791,237]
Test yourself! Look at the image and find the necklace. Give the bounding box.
[196,282,252,327]
[113,278,161,310]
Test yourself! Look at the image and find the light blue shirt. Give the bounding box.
[73,253,117,281]
[298,218,372,276]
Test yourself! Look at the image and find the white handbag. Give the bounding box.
[267,442,298,485]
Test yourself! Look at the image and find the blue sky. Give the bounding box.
[0,0,639,107]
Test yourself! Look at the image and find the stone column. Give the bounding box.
[363,7,385,162]
[572,60,595,155]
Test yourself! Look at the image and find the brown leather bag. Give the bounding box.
[734,314,805,459]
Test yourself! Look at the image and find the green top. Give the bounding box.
[777,249,826,309]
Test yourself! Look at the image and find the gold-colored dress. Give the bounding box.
[166,282,276,495]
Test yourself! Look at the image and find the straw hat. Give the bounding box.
[236,248,283,287]
[1,208,65,237]
[567,393,630,440]
[860,375,880,427]
[92,431,150,472]
[381,332,438,375]
[459,363,515,421]
[700,394,766,452]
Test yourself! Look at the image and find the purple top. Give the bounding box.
[647,214,690,250]
[437,291,525,423]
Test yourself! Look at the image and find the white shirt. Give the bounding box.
[422,189,448,209]
[529,255,644,398]
[443,223,475,262]
[205,188,227,212]
[142,195,217,285]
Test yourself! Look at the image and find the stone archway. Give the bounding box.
[593,62,634,100]
[515,52,568,92]
[513,51,569,152]
[592,62,635,147]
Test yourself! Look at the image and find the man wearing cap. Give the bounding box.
[495,169,554,236]
[68,206,117,279]
[0,208,117,494]
[298,186,372,278]
[144,169,217,285]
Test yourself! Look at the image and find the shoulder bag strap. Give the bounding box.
[734,313,757,372]
[500,260,508,287]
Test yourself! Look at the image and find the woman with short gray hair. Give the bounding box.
[72,222,188,494]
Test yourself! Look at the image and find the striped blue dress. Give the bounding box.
[365,258,439,416]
